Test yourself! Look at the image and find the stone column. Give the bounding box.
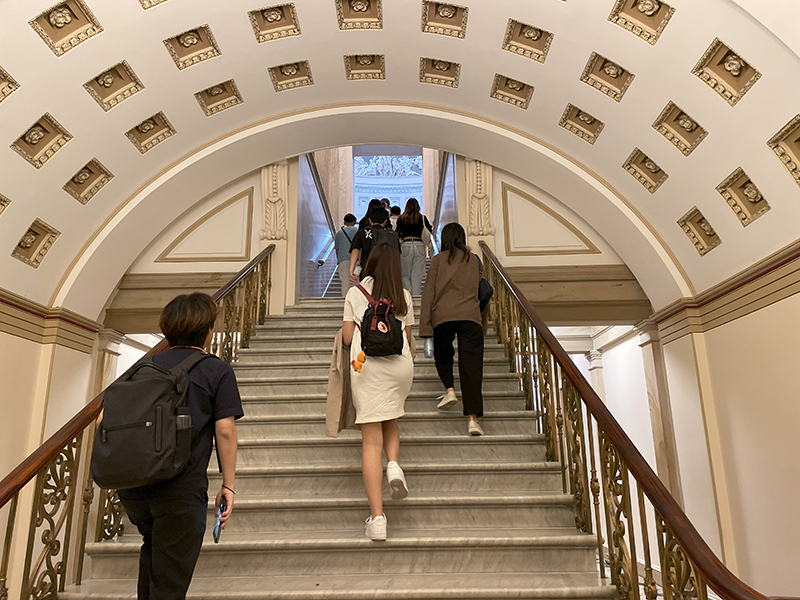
[260,160,292,314]
[585,350,606,401]
[462,158,496,252]
[637,319,684,505]
[93,329,125,395]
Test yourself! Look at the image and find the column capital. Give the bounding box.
[585,349,603,369]
[636,318,661,345]
[97,328,125,352]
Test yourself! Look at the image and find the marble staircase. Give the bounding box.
[64,298,613,599]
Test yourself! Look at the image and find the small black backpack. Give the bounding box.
[91,352,212,490]
[356,284,404,357]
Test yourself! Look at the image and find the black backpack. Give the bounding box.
[357,285,404,357]
[91,352,212,490]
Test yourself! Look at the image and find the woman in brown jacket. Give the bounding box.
[420,223,485,435]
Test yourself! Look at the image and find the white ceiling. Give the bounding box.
[0,0,798,319]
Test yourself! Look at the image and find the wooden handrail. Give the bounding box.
[478,241,769,600]
[0,244,276,509]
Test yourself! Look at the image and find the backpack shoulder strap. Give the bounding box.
[342,227,354,244]
[171,352,215,376]
[356,284,375,305]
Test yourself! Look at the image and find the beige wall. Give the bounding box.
[662,335,723,557]
[0,332,42,478]
[703,295,800,595]
[41,345,94,440]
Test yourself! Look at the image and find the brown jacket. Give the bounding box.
[420,251,482,337]
[325,328,357,437]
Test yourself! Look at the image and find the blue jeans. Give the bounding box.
[401,240,427,296]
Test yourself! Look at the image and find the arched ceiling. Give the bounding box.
[0,0,798,320]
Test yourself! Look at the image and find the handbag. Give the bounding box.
[479,278,493,312]
[421,215,432,246]
[476,254,493,312]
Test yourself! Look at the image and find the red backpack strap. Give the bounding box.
[356,284,375,305]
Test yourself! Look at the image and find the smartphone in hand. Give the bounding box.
[213,498,226,544]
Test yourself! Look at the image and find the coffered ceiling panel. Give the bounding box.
[0,0,797,316]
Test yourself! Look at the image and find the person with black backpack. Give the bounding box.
[342,243,415,541]
[93,292,243,600]
[348,206,401,285]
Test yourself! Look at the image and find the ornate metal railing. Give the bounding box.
[0,244,275,600]
[479,241,769,600]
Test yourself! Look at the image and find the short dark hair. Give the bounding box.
[369,206,389,225]
[159,292,218,348]
[344,213,357,225]
[390,206,401,215]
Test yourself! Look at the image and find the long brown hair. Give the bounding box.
[441,222,470,264]
[399,197,422,225]
[361,243,408,316]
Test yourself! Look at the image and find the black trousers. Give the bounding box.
[121,491,207,600]
[433,320,484,417]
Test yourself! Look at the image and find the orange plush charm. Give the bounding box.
[351,352,366,373]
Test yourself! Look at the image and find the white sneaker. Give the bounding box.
[365,514,387,541]
[386,461,409,500]
[437,390,458,410]
[468,420,484,436]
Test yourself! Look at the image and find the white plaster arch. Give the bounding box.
[53,102,692,320]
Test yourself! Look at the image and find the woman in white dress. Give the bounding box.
[342,243,415,541]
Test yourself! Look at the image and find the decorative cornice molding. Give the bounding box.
[653,240,800,343]
[0,287,100,353]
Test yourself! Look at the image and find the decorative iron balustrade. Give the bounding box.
[0,245,274,599]
[479,240,768,600]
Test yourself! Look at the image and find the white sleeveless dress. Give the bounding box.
[343,277,415,424]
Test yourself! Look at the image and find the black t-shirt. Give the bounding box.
[118,348,243,501]
[396,215,432,240]
[350,225,401,267]
[359,216,393,230]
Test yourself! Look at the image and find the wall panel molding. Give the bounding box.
[0,288,100,353]
[654,240,800,343]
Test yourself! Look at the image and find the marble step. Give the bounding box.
[247,335,506,350]
[235,434,547,465]
[254,322,496,337]
[233,358,512,378]
[207,462,563,496]
[235,346,510,364]
[235,411,538,438]
[197,493,577,533]
[239,390,528,416]
[63,572,616,600]
[235,373,522,396]
[85,528,599,579]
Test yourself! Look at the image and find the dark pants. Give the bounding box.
[121,491,207,600]
[433,320,484,417]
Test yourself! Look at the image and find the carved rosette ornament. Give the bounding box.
[522,26,541,41]
[261,163,289,240]
[637,0,660,16]
[676,113,696,132]
[72,168,92,185]
[506,78,524,91]
[96,72,115,88]
[722,53,744,77]
[24,126,47,146]
[465,159,494,237]
[280,63,299,77]
[603,61,622,78]
[433,60,450,71]
[18,230,39,249]
[577,111,595,125]
[356,55,374,66]
[179,31,200,47]
[137,119,156,135]
[437,4,456,18]
[208,85,225,96]
[742,182,761,203]
[263,8,283,22]
[351,0,369,11]
[49,7,73,28]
